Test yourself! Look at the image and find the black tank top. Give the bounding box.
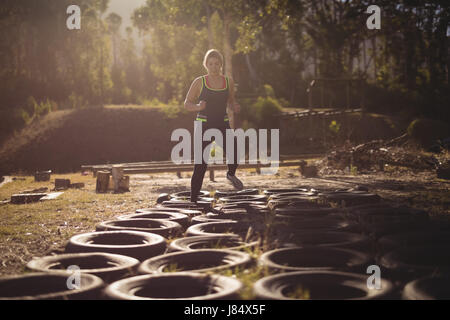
[196,75,229,126]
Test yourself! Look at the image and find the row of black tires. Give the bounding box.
[1,187,449,299]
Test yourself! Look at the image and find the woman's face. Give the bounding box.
[206,57,222,75]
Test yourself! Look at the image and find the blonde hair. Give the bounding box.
[203,49,223,70]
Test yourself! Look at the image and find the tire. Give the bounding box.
[214,189,259,198]
[26,253,139,283]
[215,202,268,214]
[270,231,371,251]
[170,196,215,203]
[253,271,393,300]
[117,212,189,229]
[268,191,318,200]
[378,231,450,254]
[104,272,243,300]
[169,235,259,252]
[350,206,429,224]
[274,207,340,219]
[66,230,167,261]
[218,195,268,203]
[268,197,324,210]
[156,193,170,204]
[204,211,261,222]
[380,245,450,281]
[363,220,431,239]
[138,249,253,274]
[321,192,381,207]
[273,216,359,233]
[258,247,371,273]
[263,188,310,196]
[136,207,203,218]
[186,221,255,239]
[190,215,235,225]
[160,200,211,212]
[171,190,210,198]
[0,273,104,300]
[96,219,183,238]
[402,275,450,300]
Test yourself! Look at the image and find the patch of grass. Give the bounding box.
[0,173,151,275]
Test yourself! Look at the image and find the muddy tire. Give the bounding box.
[104,272,243,300]
[186,221,254,239]
[96,219,182,238]
[271,231,371,251]
[160,200,211,212]
[171,190,210,198]
[190,215,235,225]
[27,253,139,283]
[378,231,450,254]
[136,207,203,218]
[0,273,104,300]
[274,216,359,233]
[253,271,393,300]
[66,230,167,261]
[380,245,450,281]
[138,249,253,274]
[118,212,189,229]
[156,193,170,204]
[218,195,268,203]
[263,188,310,196]
[321,192,381,207]
[403,275,450,300]
[214,189,259,198]
[259,247,372,273]
[169,235,259,252]
[274,207,341,219]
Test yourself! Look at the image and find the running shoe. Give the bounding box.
[226,172,244,190]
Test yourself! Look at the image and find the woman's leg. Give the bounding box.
[190,163,207,202]
[222,125,238,176]
[190,136,210,202]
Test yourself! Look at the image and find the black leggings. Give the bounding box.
[190,123,238,202]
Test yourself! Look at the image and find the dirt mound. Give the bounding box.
[0,106,194,174]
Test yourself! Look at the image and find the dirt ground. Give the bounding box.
[0,164,449,277]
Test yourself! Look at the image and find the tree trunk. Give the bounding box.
[223,12,233,78]
[206,4,213,48]
[245,54,259,87]
[223,11,236,128]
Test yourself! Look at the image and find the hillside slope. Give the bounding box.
[0,106,194,174]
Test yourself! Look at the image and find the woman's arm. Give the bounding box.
[227,77,240,113]
[184,77,206,112]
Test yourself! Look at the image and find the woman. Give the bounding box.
[184,49,244,202]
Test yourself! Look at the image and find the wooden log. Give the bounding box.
[35,171,51,182]
[11,193,47,204]
[112,165,124,193]
[209,169,215,181]
[118,176,130,192]
[55,179,71,190]
[96,171,110,193]
[69,183,85,189]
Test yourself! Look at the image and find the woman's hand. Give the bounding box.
[197,100,206,111]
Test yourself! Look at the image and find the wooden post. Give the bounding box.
[112,165,124,193]
[96,171,110,193]
[209,169,215,181]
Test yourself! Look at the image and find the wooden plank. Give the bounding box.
[122,160,307,175]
